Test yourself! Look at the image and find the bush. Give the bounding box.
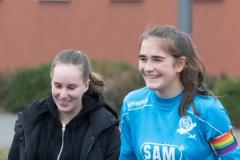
[91,60,145,113]
[2,64,51,112]
[203,75,217,91]
[212,77,240,128]
[2,61,144,113]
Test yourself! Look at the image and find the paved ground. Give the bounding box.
[233,127,240,143]
[1,113,240,149]
[0,113,17,149]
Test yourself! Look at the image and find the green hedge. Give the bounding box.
[91,61,145,113]
[2,64,51,112]
[1,61,144,113]
[212,77,240,128]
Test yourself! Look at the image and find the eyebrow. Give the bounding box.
[138,55,165,59]
[53,81,78,86]
[53,81,60,84]
[152,55,165,59]
[138,55,145,58]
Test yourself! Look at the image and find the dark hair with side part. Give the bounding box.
[50,50,106,97]
[139,26,214,116]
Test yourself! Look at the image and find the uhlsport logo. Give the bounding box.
[140,143,183,160]
[127,97,148,107]
[177,116,196,141]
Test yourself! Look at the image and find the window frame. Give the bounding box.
[109,0,142,2]
[37,0,68,2]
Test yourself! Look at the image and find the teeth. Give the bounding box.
[60,100,70,103]
[148,76,159,79]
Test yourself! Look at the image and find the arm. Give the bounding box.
[202,99,240,159]
[212,131,240,160]
[105,125,121,160]
[8,119,23,160]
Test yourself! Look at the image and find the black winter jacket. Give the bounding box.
[8,93,120,160]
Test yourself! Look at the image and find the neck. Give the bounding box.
[58,106,82,125]
[156,81,184,98]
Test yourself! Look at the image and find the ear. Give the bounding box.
[84,79,90,91]
[175,56,186,73]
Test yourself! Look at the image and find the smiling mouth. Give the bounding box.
[59,100,71,104]
[147,75,160,79]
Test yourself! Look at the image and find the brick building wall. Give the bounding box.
[0,0,239,77]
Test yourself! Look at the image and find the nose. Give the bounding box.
[60,88,68,98]
[144,61,154,72]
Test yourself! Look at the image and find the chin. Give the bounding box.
[58,108,69,112]
[146,85,159,91]
[57,105,71,112]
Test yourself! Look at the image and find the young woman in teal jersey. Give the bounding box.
[119,26,240,160]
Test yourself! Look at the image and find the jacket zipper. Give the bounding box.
[57,124,66,160]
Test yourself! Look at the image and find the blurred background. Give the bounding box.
[1,0,240,77]
[0,0,240,159]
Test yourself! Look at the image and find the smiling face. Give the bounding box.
[51,64,90,115]
[139,36,185,98]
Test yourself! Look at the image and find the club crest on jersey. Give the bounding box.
[177,116,197,141]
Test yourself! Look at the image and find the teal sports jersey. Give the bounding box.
[120,87,240,160]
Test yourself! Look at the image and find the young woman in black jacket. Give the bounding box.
[8,50,120,160]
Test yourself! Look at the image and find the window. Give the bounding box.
[194,0,223,2]
[109,0,142,2]
[37,0,68,2]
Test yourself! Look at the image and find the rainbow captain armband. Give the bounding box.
[210,130,238,155]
